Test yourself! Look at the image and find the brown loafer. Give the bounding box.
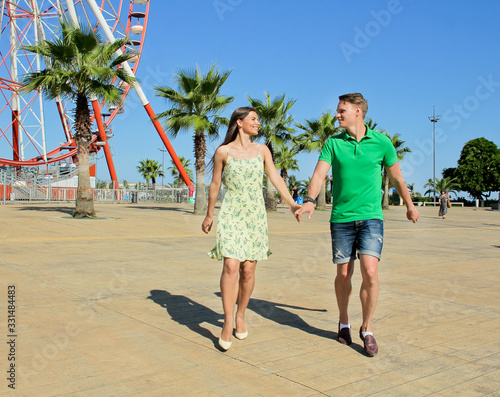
[338,323,352,345]
[359,327,378,356]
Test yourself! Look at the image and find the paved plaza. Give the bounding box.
[0,203,499,396]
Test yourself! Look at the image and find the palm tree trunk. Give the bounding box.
[317,178,327,210]
[265,175,277,212]
[193,133,207,215]
[382,170,390,209]
[194,168,206,214]
[73,93,95,218]
[265,143,277,212]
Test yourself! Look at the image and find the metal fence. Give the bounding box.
[0,167,230,204]
[0,167,197,204]
[0,184,193,204]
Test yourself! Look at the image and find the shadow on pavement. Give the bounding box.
[125,206,194,213]
[147,289,221,347]
[16,205,74,215]
[147,289,368,355]
[215,292,336,340]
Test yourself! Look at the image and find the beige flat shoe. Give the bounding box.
[218,337,232,351]
[235,330,248,340]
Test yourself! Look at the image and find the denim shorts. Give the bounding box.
[329,219,384,264]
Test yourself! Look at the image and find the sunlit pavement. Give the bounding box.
[1,203,499,396]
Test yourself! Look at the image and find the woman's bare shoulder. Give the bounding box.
[214,145,228,156]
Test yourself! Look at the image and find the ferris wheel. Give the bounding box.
[0,0,193,189]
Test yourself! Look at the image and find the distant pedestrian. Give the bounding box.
[438,190,450,219]
[202,107,301,351]
[292,186,299,202]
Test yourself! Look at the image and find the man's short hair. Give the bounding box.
[339,93,368,118]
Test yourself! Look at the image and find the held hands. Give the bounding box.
[288,202,302,222]
[202,216,213,234]
[294,202,315,223]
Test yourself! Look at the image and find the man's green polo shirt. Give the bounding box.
[318,125,398,223]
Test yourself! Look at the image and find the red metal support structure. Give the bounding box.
[91,99,120,193]
[85,0,194,191]
[12,110,19,161]
[144,103,194,190]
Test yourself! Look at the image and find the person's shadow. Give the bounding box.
[215,292,336,340]
[242,295,366,354]
[147,290,223,349]
[148,290,363,354]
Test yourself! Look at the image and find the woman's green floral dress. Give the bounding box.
[208,148,271,261]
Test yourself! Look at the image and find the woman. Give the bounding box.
[438,189,450,219]
[202,107,300,351]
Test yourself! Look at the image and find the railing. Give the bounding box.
[1,186,193,204]
[414,201,464,207]
[0,167,226,204]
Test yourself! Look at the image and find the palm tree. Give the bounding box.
[155,65,233,215]
[168,156,194,187]
[248,93,296,211]
[296,111,340,210]
[382,132,411,209]
[365,118,379,131]
[424,177,461,198]
[20,22,135,218]
[96,180,108,189]
[423,178,437,198]
[274,144,299,188]
[137,159,164,189]
[300,177,313,198]
[287,175,300,192]
[406,182,415,198]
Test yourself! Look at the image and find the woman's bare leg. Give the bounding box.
[220,257,240,341]
[236,260,257,333]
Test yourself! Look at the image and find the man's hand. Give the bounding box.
[294,202,315,223]
[406,206,420,223]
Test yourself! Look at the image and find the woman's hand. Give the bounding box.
[202,216,213,234]
[289,202,302,221]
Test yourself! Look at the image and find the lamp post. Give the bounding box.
[428,106,440,206]
[158,148,167,186]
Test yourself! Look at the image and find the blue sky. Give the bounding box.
[97,0,500,196]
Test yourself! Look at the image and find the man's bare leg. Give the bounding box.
[359,254,379,332]
[335,261,355,324]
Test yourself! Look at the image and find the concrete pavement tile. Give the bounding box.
[382,354,469,383]
[445,341,500,362]
[372,358,499,396]
[214,372,319,397]
[322,371,413,396]
[436,369,500,396]
[439,336,499,356]
[261,349,340,373]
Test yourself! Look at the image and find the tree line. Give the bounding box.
[20,23,499,217]
[151,64,500,213]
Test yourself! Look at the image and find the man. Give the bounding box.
[295,93,419,356]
